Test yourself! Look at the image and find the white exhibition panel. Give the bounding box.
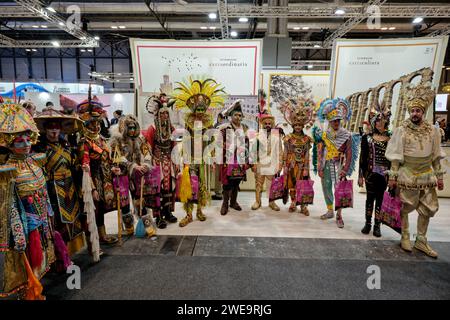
[261,70,330,134]
[330,37,448,121]
[130,39,262,96]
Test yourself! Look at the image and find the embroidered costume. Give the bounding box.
[33,108,85,257]
[172,77,227,226]
[219,100,250,216]
[77,97,118,248]
[313,98,360,228]
[385,82,446,258]
[358,107,391,237]
[279,97,315,214]
[0,103,61,299]
[143,94,178,229]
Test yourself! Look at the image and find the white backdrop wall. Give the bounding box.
[330,37,449,120]
[130,39,262,96]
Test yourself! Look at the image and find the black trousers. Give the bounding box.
[365,173,387,222]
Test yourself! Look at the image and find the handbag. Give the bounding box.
[334,179,353,210]
[379,191,402,233]
[296,179,315,205]
[269,174,285,202]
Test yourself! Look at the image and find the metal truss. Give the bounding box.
[428,24,450,37]
[323,0,387,48]
[14,0,99,46]
[0,34,98,48]
[292,41,328,49]
[0,6,36,18]
[217,0,229,39]
[226,4,450,18]
[291,60,330,66]
[89,71,134,83]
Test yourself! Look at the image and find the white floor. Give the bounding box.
[104,175,450,242]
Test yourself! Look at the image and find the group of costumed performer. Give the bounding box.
[312,98,360,228]
[0,102,71,299]
[279,97,316,215]
[385,81,445,258]
[172,77,227,226]
[358,104,391,238]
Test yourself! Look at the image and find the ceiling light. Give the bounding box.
[293,27,300,30]
[41,25,47,28]
[200,26,207,30]
[209,26,216,30]
[26,49,31,52]
[413,17,423,24]
[32,49,37,52]
[130,78,134,81]
[87,49,93,52]
[58,22,65,26]
[389,27,396,30]
[239,17,248,23]
[334,8,346,15]
[230,31,238,37]
[381,27,388,30]
[32,25,39,28]
[80,36,86,40]
[446,67,450,70]
[302,26,310,30]
[116,80,120,82]
[52,41,60,47]
[119,26,126,29]
[111,26,118,29]
[46,7,56,13]
[117,73,122,76]
[80,49,86,52]
[208,13,217,20]
[314,44,321,48]
[308,65,313,69]
[94,36,100,40]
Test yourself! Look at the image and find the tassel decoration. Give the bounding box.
[179,165,192,203]
[53,231,72,271]
[22,253,45,300]
[82,171,100,262]
[28,229,43,271]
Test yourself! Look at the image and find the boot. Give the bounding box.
[373,219,381,238]
[414,215,438,258]
[336,209,344,228]
[400,212,412,252]
[251,185,262,210]
[155,216,167,229]
[288,190,296,212]
[196,207,207,222]
[269,201,280,211]
[300,205,309,216]
[163,207,178,223]
[361,215,372,234]
[230,187,242,211]
[179,205,193,227]
[221,190,230,215]
[98,225,118,245]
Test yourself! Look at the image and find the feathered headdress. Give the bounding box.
[172,77,227,113]
[279,97,315,128]
[317,98,352,123]
[403,81,436,114]
[146,92,176,115]
[367,100,391,131]
[77,85,106,123]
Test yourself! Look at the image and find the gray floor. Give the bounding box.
[19,235,449,300]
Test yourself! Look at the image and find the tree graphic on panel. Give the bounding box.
[270,75,313,107]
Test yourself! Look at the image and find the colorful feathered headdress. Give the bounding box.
[317,98,352,123]
[279,97,315,128]
[172,77,227,113]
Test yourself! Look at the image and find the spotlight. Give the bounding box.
[201,26,207,30]
[314,44,321,48]
[230,31,238,37]
[302,26,310,30]
[52,41,60,47]
[293,27,300,30]
[208,13,217,20]
[94,36,100,40]
[239,17,248,23]
[308,65,313,69]
[59,22,65,26]
[413,17,423,24]
[334,8,346,15]
[46,7,56,13]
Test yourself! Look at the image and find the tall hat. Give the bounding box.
[257,109,275,125]
[222,99,243,118]
[317,98,352,123]
[76,86,106,123]
[34,107,83,134]
[0,102,39,146]
[403,81,436,114]
[279,97,315,127]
